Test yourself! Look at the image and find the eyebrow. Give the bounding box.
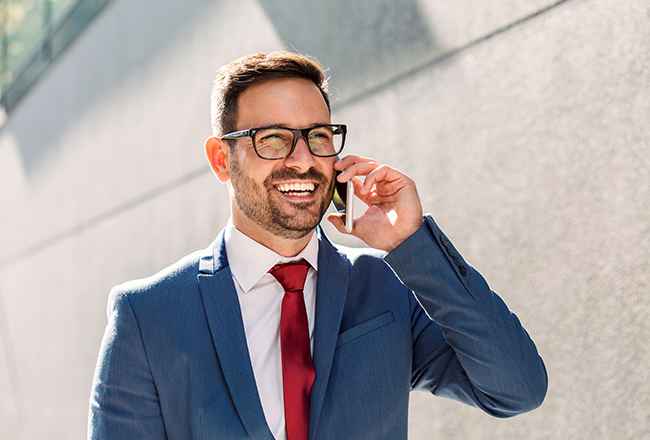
[260,122,332,129]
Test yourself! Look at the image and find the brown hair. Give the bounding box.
[210,51,330,137]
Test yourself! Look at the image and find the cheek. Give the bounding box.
[233,155,273,186]
[318,158,336,180]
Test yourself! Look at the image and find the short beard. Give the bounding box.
[229,156,334,240]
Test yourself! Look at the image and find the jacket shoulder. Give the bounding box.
[329,241,406,291]
[330,241,386,264]
[109,249,204,304]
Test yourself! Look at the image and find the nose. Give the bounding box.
[284,136,316,171]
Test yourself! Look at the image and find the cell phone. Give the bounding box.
[332,169,354,233]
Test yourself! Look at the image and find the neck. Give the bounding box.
[231,214,316,258]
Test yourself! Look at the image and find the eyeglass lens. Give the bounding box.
[253,126,344,159]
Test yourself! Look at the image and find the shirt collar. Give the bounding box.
[224,219,319,293]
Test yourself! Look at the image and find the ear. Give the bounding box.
[205,136,230,183]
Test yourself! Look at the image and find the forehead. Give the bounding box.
[236,77,331,129]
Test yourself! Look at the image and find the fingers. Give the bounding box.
[355,164,413,199]
[335,154,417,199]
[358,164,399,195]
[334,154,376,171]
[334,155,378,182]
[335,156,415,203]
[331,156,424,251]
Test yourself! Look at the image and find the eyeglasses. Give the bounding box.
[221,124,347,160]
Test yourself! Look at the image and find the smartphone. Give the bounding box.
[332,169,354,233]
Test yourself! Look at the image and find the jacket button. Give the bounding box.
[459,266,468,276]
[441,236,448,246]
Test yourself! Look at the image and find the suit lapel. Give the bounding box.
[309,228,349,438]
[197,232,274,440]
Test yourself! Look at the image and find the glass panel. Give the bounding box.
[0,0,111,113]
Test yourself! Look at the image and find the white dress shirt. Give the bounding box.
[224,220,319,440]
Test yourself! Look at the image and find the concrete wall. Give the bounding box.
[0,0,648,438]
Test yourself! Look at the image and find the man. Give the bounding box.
[89,51,547,439]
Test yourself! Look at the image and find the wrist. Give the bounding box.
[384,215,425,253]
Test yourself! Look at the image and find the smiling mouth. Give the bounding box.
[275,182,316,197]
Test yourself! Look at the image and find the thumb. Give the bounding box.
[326,213,351,235]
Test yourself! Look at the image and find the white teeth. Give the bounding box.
[276,182,315,194]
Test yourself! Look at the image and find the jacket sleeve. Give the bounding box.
[384,215,548,417]
[88,288,167,439]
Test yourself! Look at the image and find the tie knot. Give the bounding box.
[269,260,310,293]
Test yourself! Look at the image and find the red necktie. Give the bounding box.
[269,260,314,440]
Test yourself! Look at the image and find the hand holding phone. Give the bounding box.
[330,154,424,252]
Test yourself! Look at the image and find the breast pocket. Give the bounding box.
[336,311,395,348]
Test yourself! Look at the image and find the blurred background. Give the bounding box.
[0,0,648,438]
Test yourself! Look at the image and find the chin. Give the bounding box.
[270,209,324,239]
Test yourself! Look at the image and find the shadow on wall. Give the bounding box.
[258,0,441,102]
[8,0,440,177]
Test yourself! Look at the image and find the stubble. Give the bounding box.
[229,155,334,240]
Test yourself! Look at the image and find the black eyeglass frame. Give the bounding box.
[220,124,347,160]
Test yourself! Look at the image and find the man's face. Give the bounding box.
[227,77,336,240]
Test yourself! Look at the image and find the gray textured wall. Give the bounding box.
[1,0,648,438]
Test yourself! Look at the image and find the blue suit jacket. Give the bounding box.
[89,215,547,439]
